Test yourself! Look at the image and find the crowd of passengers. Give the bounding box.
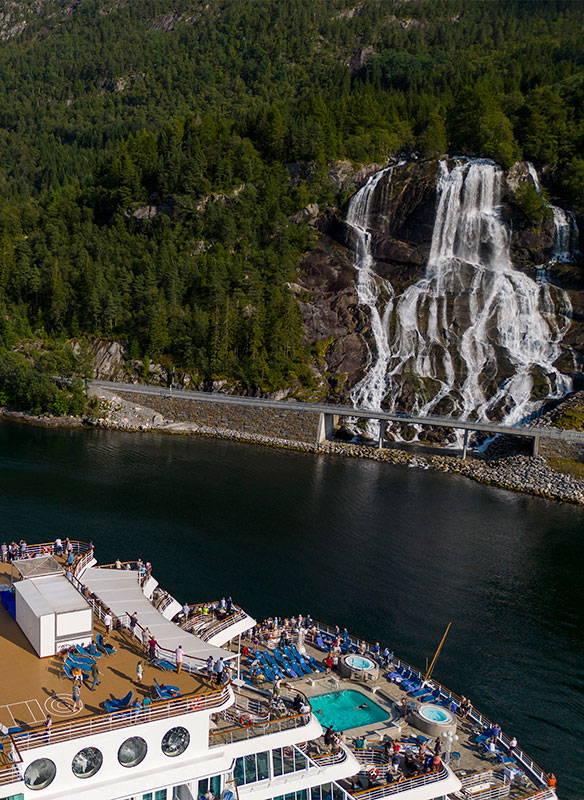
[1,537,81,563]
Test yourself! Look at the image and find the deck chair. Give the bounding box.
[104,690,133,712]
[77,644,102,658]
[153,658,176,671]
[63,661,90,681]
[95,633,116,655]
[154,678,181,699]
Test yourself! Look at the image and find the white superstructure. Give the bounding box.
[0,542,556,800]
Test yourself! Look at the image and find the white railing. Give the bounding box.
[73,549,95,578]
[350,747,391,767]
[351,766,449,798]
[310,747,349,768]
[0,764,22,788]
[201,609,248,641]
[13,686,231,751]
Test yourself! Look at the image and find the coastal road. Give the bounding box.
[90,380,584,446]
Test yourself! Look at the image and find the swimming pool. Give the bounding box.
[339,654,380,680]
[412,703,457,737]
[345,655,375,670]
[419,706,450,723]
[311,689,389,732]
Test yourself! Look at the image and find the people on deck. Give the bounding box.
[490,723,501,742]
[213,657,224,685]
[104,610,113,637]
[89,662,101,691]
[141,626,151,652]
[175,645,184,673]
[148,635,158,661]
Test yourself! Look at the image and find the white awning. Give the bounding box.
[82,567,235,664]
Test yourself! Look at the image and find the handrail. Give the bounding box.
[462,784,510,800]
[312,619,552,788]
[14,686,231,751]
[209,709,310,746]
[209,686,311,745]
[351,766,449,798]
[200,609,248,641]
[311,746,349,768]
[73,548,95,578]
[0,735,23,788]
[350,746,392,767]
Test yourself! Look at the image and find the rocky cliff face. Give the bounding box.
[297,157,584,403]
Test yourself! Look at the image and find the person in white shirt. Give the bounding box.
[175,645,184,673]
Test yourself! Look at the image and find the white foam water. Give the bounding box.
[346,159,573,441]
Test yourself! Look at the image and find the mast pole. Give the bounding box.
[425,622,451,683]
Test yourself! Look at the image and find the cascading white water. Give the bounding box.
[347,158,573,437]
[346,166,396,434]
[526,162,581,265]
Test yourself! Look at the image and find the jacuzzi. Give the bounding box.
[411,702,457,736]
[339,654,379,680]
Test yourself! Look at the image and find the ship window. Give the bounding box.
[161,726,190,757]
[198,775,221,797]
[118,736,148,767]
[142,792,167,800]
[234,751,269,784]
[272,747,307,777]
[71,746,103,778]
[24,758,56,790]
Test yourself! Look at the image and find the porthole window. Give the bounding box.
[118,736,148,767]
[72,746,103,779]
[161,726,190,757]
[24,758,56,790]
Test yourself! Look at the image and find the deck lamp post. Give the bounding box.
[441,730,459,764]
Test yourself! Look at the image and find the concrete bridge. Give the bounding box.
[91,380,584,458]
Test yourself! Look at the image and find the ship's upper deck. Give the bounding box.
[0,544,237,768]
[238,620,558,800]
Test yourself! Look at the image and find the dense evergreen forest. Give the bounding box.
[0,0,583,412]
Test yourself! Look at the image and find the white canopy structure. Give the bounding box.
[82,567,235,665]
[15,574,92,657]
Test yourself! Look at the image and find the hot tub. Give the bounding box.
[411,702,457,737]
[339,654,379,680]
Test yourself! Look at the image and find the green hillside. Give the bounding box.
[0,0,583,410]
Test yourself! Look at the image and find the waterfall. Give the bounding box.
[347,158,573,437]
[527,162,581,264]
[346,166,395,419]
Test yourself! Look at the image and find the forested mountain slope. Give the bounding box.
[0,0,583,411]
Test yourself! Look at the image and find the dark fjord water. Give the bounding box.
[0,422,582,798]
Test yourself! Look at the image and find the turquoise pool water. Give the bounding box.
[346,655,375,670]
[420,706,450,723]
[312,690,389,731]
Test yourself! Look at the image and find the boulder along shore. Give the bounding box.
[3,386,584,506]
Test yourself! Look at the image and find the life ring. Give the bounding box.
[369,768,380,780]
[240,714,253,727]
[189,699,203,711]
[283,746,294,757]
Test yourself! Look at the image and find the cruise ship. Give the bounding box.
[0,541,558,800]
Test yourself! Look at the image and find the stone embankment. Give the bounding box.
[81,387,584,505]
